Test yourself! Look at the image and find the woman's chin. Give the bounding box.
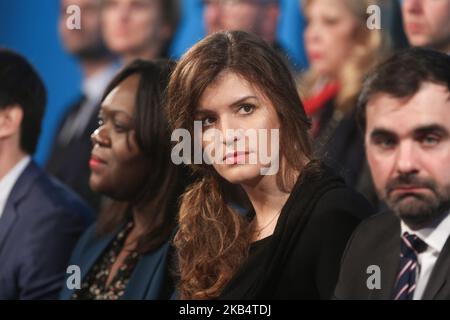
[217,164,263,185]
[89,175,105,194]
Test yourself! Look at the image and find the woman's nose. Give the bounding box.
[91,126,110,147]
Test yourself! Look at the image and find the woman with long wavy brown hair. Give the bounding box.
[167,31,374,300]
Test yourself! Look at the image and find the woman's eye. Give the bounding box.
[238,104,255,115]
[323,16,339,26]
[202,117,216,127]
[113,122,128,133]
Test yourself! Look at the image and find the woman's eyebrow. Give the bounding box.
[228,96,259,108]
[100,105,133,119]
[197,95,259,113]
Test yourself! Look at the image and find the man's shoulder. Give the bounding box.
[354,210,399,237]
[341,210,400,260]
[17,162,93,221]
[314,184,376,221]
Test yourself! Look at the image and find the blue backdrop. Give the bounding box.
[0,0,306,166]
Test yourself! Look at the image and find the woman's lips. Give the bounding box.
[223,151,250,164]
[308,52,323,61]
[89,154,107,170]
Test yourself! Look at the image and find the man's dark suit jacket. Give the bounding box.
[0,161,93,299]
[334,212,450,300]
[46,97,100,210]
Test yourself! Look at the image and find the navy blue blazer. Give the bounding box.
[0,161,93,300]
[59,223,174,300]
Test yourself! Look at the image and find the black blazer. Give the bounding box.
[46,97,100,210]
[219,163,375,299]
[0,161,93,299]
[334,212,450,300]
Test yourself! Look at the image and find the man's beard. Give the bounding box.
[383,173,450,230]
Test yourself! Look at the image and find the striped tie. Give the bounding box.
[392,232,427,300]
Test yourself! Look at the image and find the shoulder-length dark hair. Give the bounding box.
[96,59,183,254]
[167,31,313,299]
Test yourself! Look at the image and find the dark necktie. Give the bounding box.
[392,232,427,300]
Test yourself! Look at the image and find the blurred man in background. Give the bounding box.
[203,0,296,68]
[401,0,450,53]
[46,0,119,211]
[0,49,93,299]
[203,0,279,46]
[101,0,179,63]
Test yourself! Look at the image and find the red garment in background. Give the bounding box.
[303,82,339,137]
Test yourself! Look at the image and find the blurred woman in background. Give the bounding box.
[60,60,184,300]
[300,0,388,203]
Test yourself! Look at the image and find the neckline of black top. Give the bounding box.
[250,235,274,249]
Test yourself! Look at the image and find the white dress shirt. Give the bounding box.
[401,212,450,300]
[0,156,31,220]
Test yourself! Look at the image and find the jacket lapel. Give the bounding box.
[59,226,121,299]
[0,201,17,252]
[78,232,117,282]
[422,236,450,300]
[370,214,401,300]
[122,242,170,300]
[0,162,40,251]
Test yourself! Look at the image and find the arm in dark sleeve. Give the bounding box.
[17,208,89,300]
[313,188,374,299]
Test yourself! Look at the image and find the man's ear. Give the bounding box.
[0,105,23,139]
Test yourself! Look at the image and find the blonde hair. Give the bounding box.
[300,0,388,114]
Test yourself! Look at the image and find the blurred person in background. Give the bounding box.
[401,0,450,54]
[101,0,180,64]
[380,0,409,50]
[202,0,296,67]
[47,0,119,211]
[299,0,388,205]
[0,49,93,300]
[60,60,185,300]
[203,0,280,46]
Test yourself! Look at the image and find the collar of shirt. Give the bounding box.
[401,212,450,254]
[82,62,120,104]
[0,156,31,219]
